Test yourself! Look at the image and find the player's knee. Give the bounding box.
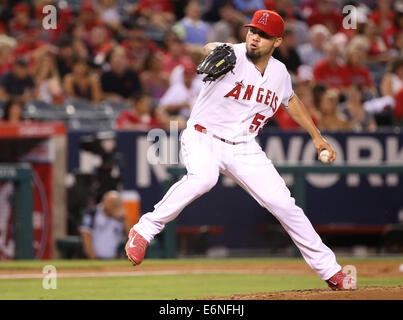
[190,173,218,195]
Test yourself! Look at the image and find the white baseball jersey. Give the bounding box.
[187,42,294,143]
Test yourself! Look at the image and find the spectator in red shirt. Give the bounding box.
[133,0,176,31]
[383,11,403,49]
[87,26,115,65]
[275,84,319,130]
[116,93,161,130]
[8,3,31,40]
[355,19,389,63]
[0,35,17,78]
[313,43,350,90]
[161,31,194,76]
[394,87,403,123]
[369,0,395,33]
[344,44,376,94]
[78,1,104,43]
[120,23,159,73]
[305,0,343,34]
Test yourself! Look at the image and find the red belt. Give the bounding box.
[194,124,241,145]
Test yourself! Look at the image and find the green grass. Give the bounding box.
[0,258,402,300]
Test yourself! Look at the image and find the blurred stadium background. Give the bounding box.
[0,0,403,262]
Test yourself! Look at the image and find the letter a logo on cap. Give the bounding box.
[258,12,269,25]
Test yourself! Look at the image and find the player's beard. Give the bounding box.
[246,42,276,62]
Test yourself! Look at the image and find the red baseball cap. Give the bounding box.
[244,10,285,37]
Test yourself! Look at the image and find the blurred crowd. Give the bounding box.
[0,0,402,131]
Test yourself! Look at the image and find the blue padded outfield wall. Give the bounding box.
[68,130,403,249]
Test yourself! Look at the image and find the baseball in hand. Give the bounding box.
[319,150,330,163]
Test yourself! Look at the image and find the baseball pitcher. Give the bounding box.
[125,10,357,290]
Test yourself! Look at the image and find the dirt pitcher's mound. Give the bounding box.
[202,286,403,300]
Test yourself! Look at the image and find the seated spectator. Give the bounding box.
[132,0,176,31]
[8,3,31,40]
[161,32,194,76]
[344,44,376,94]
[394,87,403,123]
[313,42,350,90]
[1,98,27,124]
[381,57,403,97]
[272,24,301,75]
[383,11,403,49]
[87,26,115,66]
[0,35,17,78]
[157,62,201,129]
[33,52,64,105]
[369,0,395,33]
[140,52,169,100]
[173,0,211,47]
[0,57,36,102]
[78,0,104,43]
[317,89,350,131]
[13,22,49,65]
[99,0,122,31]
[305,0,343,34]
[79,190,130,260]
[101,46,142,102]
[116,93,161,130]
[120,23,159,73]
[297,24,330,67]
[207,1,246,43]
[233,0,265,21]
[63,57,102,104]
[389,31,403,58]
[354,18,389,63]
[275,84,319,130]
[55,36,75,79]
[340,84,377,132]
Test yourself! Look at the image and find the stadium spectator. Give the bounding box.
[207,1,247,43]
[161,31,194,76]
[63,57,102,104]
[55,36,75,79]
[101,46,142,102]
[355,18,389,63]
[132,0,176,31]
[0,35,17,78]
[13,22,49,65]
[317,89,350,131]
[173,0,211,46]
[305,0,343,34]
[297,24,330,67]
[313,42,350,90]
[115,93,161,130]
[120,23,159,73]
[33,52,64,105]
[381,58,403,97]
[87,26,115,66]
[394,87,403,123]
[0,98,26,124]
[272,24,301,75]
[389,31,403,58]
[0,57,36,102]
[78,0,104,43]
[274,84,319,130]
[79,190,130,260]
[8,2,31,40]
[157,61,201,125]
[340,84,377,132]
[99,0,122,31]
[233,0,265,21]
[383,11,403,49]
[140,52,169,100]
[368,0,395,33]
[344,44,376,94]
[70,24,91,61]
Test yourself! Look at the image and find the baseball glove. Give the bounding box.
[197,44,236,82]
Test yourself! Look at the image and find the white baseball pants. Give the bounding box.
[133,125,341,280]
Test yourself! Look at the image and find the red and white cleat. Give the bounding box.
[125,229,149,266]
[326,270,358,290]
